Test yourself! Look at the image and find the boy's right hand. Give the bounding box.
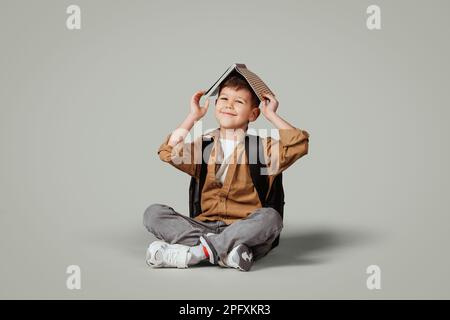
[190,90,209,121]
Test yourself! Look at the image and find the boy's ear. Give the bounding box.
[249,107,260,122]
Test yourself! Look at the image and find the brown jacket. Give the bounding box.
[157,127,310,225]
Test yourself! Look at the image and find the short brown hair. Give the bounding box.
[217,72,260,108]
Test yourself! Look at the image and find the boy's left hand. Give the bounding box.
[260,93,279,118]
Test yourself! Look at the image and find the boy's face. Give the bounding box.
[214,86,260,130]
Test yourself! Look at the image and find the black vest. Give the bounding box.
[188,134,285,249]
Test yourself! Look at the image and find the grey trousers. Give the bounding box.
[143,203,283,262]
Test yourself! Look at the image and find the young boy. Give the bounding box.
[143,73,310,271]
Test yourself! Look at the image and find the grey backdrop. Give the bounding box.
[1,0,449,299]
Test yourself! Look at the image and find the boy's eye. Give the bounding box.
[220,97,227,100]
[236,101,243,104]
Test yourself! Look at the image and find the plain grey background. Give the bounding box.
[1,0,449,299]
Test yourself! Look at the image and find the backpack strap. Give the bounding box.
[245,135,269,206]
[245,134,284,250]
[189,138,213,218]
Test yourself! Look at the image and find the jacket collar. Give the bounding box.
[204,127,247,143]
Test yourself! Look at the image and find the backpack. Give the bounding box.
[189,134,285,249]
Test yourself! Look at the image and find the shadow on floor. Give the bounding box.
[252,227,379,270]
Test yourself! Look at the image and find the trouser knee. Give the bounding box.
[252,207,283,233]
[143,203,169,231]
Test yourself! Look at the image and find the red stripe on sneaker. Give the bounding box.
[202,245,210,258]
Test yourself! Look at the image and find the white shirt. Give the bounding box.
[216,138,240,184]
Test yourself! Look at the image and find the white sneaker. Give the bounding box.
[145,241,190,269]
[220,244,254,271]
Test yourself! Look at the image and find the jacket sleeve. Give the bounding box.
[262,128,310,176]
[157,133,201,178]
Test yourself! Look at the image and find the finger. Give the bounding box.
[262,93,275,101]
[192,91,204,104]
[261,95,271,104]
[192,90,204,98]
[196,90,206,98]
[203,98,210,110]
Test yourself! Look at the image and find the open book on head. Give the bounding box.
[204,63,275,103]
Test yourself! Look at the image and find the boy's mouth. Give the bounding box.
[221,111,237,116]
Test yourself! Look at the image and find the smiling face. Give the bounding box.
[214,86,260,130]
